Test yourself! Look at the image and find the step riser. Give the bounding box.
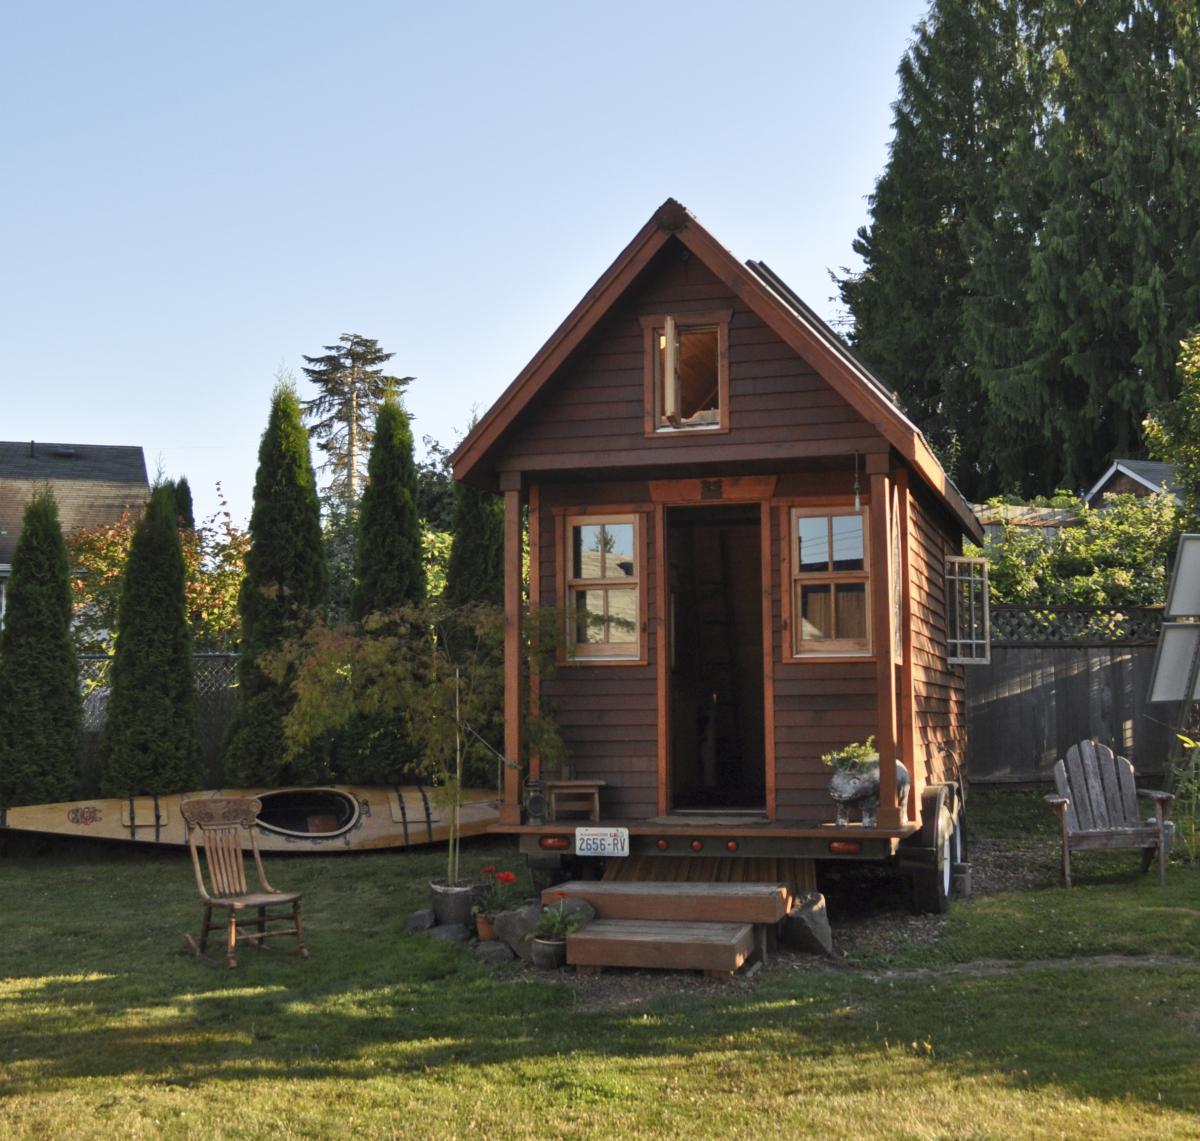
[567,920,754,973]
[543,881,789,926]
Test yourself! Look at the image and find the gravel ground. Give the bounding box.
[555,832,1060,1013]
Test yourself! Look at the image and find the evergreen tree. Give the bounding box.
[0,489,81,806]
[224,379,328,786]
[443,479,504,609]
[98,484,200,797]
[301,334,413,508]
[352,396,425,619]
[173,477,195,530]
[417,435,455,533]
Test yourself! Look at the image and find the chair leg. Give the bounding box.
[1061,843,1072,890]
[225,910,238,969]
[293,900,309,959]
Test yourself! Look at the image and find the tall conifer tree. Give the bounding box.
[225,379,328,786]
[0,489,81,806]
[99,484,200,796]
[443,481,504,609]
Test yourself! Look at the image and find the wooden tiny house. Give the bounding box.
[452,200,985,919]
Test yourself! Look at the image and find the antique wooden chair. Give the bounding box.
[180,797,308,968]
[1045,740,1174,888]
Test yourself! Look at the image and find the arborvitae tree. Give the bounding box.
[0,489,81,806]
[98,484,201,797]
[301,334,414,508]
[443,480,504,609]
[224,379,328,786]
[352,395,425,619]
[173,477,195,530]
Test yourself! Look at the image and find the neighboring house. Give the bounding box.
[0,440,149,624]
[972,502,1081,544]
[452,199,984,910]
[1084,459,1181,507]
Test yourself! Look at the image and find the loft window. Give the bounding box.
[946,556,990,664]
[565,515,641,660]
[790,509,870,656]
[641,310,730,434]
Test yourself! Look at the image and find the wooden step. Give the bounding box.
[601,855,817,895]
[567,918,754,973]
[545,880,790,924]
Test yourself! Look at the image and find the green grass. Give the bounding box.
[1,822,1198,1139]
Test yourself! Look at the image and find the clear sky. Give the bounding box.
[3,1,929,528]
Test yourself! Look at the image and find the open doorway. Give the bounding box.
[667,503,765,811]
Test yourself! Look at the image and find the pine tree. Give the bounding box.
[224,379,328,786]
[301,334,414,508]
[0,489,81,806]
[351,395,425,619]
[98,484,201,797]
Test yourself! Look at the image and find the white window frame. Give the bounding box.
[946,556,990,664]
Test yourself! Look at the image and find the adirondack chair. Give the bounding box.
[1044,741,1174,888]
[180,797,308,968]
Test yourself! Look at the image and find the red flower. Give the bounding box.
[496,871,517,884]
[480,866,496,876]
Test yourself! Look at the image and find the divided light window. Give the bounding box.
[946,556,990,664]
[790,509,870,656]
[641,311,730,434]
[565,516,641,660]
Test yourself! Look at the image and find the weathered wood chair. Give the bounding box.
[180,797,308,968]
[1045,741,1174,888]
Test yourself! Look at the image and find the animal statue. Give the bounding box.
[828,761,911,828]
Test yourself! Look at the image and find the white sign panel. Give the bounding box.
[1148,622,1200,703]
[1166,534,1200,618]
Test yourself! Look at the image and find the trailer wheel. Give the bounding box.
[907,786,953,914]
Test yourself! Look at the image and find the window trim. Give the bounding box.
[560,512,646,665]
[640,309,732,437]
[783,505,872,659]
[946,555,991,665]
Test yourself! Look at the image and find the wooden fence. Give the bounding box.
[965,607,1173,784]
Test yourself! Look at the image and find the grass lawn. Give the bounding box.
[1,796,1198,1140]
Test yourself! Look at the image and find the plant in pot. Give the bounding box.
[821,735,910,827]
[526,893,585,969]
[471,866,523,940]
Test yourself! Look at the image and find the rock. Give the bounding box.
[561,898,596,927]
[472,940,516,964]
[425,923,471,943]
[495,903,542,961]
[780,892,834,957]
[406,908,436,933]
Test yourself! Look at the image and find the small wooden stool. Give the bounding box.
[545,780,605,822]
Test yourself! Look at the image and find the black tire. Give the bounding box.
[907,785,953,914]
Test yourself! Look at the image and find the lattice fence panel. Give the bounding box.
[990,606,1162,646]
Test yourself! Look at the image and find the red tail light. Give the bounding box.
[539,836,569,850]
[828,840,861,855]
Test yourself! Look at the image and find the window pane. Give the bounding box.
[831,515,864,571]
[574,589,605,644]
[606,524,635,577]
[605,587,638,642]
[800,583,832,640]
[835,583,867,639]
[797,517,829,573]
[676,326,719,423]
[572,525,605,579]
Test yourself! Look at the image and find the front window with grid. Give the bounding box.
[566,516,640,659]
[791,510,870,656]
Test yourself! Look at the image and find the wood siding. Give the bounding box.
[496,242,888,477]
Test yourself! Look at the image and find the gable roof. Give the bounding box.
[451,199,981,542]
[0,441,149,566]
[1084,459,1181,506]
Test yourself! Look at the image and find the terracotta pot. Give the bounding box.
[529,937,567,970]
[475,913,497,941]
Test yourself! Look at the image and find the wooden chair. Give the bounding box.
[1045,741,1174,888]
[180,797,308,968]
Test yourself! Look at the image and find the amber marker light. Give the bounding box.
[539,837,569,850]
[690,839,704,852]
[828,840,861,855]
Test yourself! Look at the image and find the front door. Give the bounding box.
[666,503,765,810]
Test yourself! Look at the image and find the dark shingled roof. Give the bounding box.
[0,441,149,565]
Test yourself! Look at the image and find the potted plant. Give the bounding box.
[526,893,585,969]
[472,866,523,940]
[821,735,910,827]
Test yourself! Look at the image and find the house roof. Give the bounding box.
[1084,459,1181,505]
[451,199,982,543]
[0,441,149,566]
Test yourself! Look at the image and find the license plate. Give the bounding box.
[575,827,629,857]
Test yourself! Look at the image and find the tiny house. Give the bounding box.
[452,200,986,914]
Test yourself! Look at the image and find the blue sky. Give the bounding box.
[3,1,929,527]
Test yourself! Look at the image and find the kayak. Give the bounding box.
[0,785,500,852]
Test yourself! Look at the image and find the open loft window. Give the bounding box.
[641,310,731,434]
[789,509,870,657]
[565,515,642,661]
[946,556,990,664]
